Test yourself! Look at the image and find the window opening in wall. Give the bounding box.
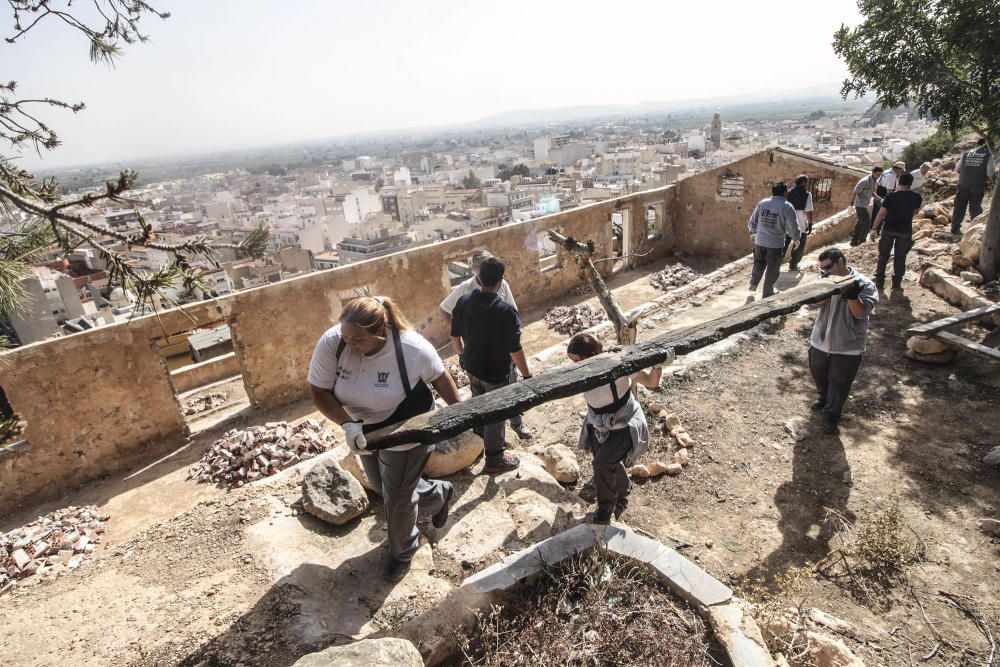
[646,203,664,240]
[447,257,475,287]
[0,385,27,449]
[337,285,373,301]
[153,320,250,427]
[811,177,833,203]
[718,172,745,198]
[611,209,631,273]
[537,232,560,273]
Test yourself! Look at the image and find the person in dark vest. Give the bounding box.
[850,166,883,246]
[450,256,531,474]
[307,296,462,582]
[568,333,665,524]
[951,138,996,234]
[784,175,814,270]
[872,172,922,290]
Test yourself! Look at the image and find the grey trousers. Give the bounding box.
[875,232,913,286]
[751,245,784,297]
[588,427,632,513]
[808,346,863,422]
[850,207,871,246]
[951,185,986,234]
[467,372,510,463]
[361,445,448,562]
[508,366,524,428]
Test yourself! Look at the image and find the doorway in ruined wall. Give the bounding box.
[0,384,27,454]
[152,319,251,428]
[610,209,631,273]
[537,231,561,273]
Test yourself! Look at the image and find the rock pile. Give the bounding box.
[545,304,607,334]
[444,361,469,389]
[1,505,107,592]
[183,392,227,416]
[628,404,694,479]
[649,262,701,291]
[188,419,334,487]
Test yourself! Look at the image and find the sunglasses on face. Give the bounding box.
[819,262,835,277]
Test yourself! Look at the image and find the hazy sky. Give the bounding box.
[9,0,863,169]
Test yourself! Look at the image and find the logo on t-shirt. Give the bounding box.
[336,366,351,380]
[375,371,391,387]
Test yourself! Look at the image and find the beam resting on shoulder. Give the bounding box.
[366,276,853,449]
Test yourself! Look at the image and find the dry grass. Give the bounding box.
[451,550,724,667]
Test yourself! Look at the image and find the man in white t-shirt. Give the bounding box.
[440,249,533,440]
[909,163,931,192]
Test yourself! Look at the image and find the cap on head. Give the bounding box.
[795,174,808,186]
[893,161,906,170]
[478,256,505,288]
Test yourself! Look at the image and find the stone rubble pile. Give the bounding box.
[188,419,335,487]
[649,262,702,291]
[545,304,607,335]
[183,392,227,416]
[1,505,107,592]
[919,157,960,199]
[444,361,469,389]
[628,403,695,479]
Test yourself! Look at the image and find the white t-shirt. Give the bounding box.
[307,325,445,426]
[909,170,927,191]
[794,192,814,233]
[584,375,633,409]
[878,170,898,194]
[440,276,517,315]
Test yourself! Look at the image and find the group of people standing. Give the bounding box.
[306,251,656,581]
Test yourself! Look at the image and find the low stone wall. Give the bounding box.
[170,352,242,394]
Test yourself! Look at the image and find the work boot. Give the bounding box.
[432,482,453,529]
[811,398,826,411]
[578,480,597,504]
[383,557,411,583]
[873,277,885,291]
[483,452,520,474]
[592,508,612,525]
[891,277,903,289]
[821,418,839,435]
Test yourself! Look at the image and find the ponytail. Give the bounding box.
[339,295,412,338]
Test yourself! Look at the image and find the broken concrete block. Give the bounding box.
[301,460,369,526]
[11,549,30,570]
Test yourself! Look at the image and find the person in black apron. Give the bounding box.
[307,296,462,582]
[567,333,664,525]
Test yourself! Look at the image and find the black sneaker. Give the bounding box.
[383,557,411,582]
[613,497,629,520]
[811,398,826,411]
[592,508,612,525]
[432,482,453,529]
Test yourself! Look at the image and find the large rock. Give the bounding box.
[906,335,950,355]
[538,444,581,483]
[338,450,375,491]
[905,348,956,365]
[426,431,484,477]
[302,460,369,525]
[436,500,515,563]
[506,487,558,541]
[293,637,422,666]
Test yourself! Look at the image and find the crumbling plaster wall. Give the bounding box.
[673,148,865,259]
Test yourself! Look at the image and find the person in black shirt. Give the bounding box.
[872,172,922,290]
[450,257,532,473]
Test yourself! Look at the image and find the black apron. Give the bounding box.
[332,328,435,441]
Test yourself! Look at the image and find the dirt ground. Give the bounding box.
[1,244,998,666]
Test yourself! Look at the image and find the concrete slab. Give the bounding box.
[648,547,733,607]
[602,525,670,563]
[707,602,777,667]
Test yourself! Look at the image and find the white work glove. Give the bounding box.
[750,233,757,245]
[867,230,877,243]
[651,347,676,370]
[342,421,367,453]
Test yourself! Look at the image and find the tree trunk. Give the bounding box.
[977,192,1000,282]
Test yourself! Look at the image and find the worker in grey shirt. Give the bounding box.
[748,182,800,297]
[951,138,996,234]
[808,247,879,435]
[849,166,883,246]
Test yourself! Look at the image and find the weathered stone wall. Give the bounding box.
[672,148,865,259]
[0,148,858,514]
[169,352,242,394]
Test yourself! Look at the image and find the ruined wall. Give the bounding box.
[169,352,242,394]
[0,186,675,513]
[672,148,864,259]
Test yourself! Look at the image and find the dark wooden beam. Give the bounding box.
[366,276,852,449]
[933,331,1000,361]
